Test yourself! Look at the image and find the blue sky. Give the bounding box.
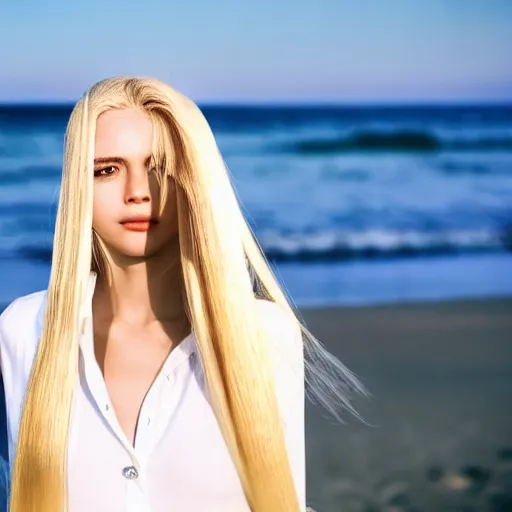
[0,0,511,103]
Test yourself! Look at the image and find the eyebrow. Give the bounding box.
[93,156,152,166]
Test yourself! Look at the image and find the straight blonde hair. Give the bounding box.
[9,77,366,511]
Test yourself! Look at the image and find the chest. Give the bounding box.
[93,325,176,446]
[66,358,249,512]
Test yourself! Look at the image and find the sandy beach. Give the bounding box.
[301,297,512,512]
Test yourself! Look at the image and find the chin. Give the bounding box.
[123,248,153,259]
[114,239,174,260]
[98,230,177,262]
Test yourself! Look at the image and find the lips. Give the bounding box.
[120,217,158,232]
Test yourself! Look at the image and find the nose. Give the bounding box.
[125,170,151,204]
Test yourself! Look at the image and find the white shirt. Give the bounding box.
[0,273,306,511]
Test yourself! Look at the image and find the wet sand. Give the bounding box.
[301,297,512,512]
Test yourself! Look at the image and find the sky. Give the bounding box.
[0,0,511,103]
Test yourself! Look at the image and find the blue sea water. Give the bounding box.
[0,104,511,309]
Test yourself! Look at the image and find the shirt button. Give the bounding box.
[122,466,139,480]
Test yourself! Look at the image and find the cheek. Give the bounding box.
[92,186,116,233]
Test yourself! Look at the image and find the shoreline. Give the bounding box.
[2,292,512,317]
[300,293,512,312]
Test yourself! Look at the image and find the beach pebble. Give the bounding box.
[460,464,491,491]
[440,473,472,491]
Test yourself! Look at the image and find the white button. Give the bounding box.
[105,404,110,411]
[166,373,174,383]
[122,466,139,479]
[146,417,151,426]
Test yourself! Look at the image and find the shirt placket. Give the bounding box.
[79,319,152,511]
[78,292,196,511]
[134,349,195,461]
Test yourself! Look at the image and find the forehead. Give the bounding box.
[94,108,153,159]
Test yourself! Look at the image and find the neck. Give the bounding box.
[93,239,188,327]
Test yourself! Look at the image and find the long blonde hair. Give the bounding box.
[9,77,366,511]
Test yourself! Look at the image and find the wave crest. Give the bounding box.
[285,130,512,154]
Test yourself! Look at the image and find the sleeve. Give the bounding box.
[0,299,19,371]
[0,306,8,369]
[0,303,14,506]
[256,300,306,511]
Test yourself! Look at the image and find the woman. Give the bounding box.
[0,77,365,511]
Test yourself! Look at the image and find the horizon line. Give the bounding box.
[1,98,512,108]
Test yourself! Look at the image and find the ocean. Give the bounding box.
[0,104,511,309]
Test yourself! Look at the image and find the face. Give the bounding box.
[93,108,178,261]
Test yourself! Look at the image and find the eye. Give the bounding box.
[94,166,118,178]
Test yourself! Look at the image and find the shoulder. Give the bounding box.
[0,290,47,343]
[254,299,304,374]
[254,299,302,341]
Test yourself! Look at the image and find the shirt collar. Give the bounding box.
[79,272,197,376]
